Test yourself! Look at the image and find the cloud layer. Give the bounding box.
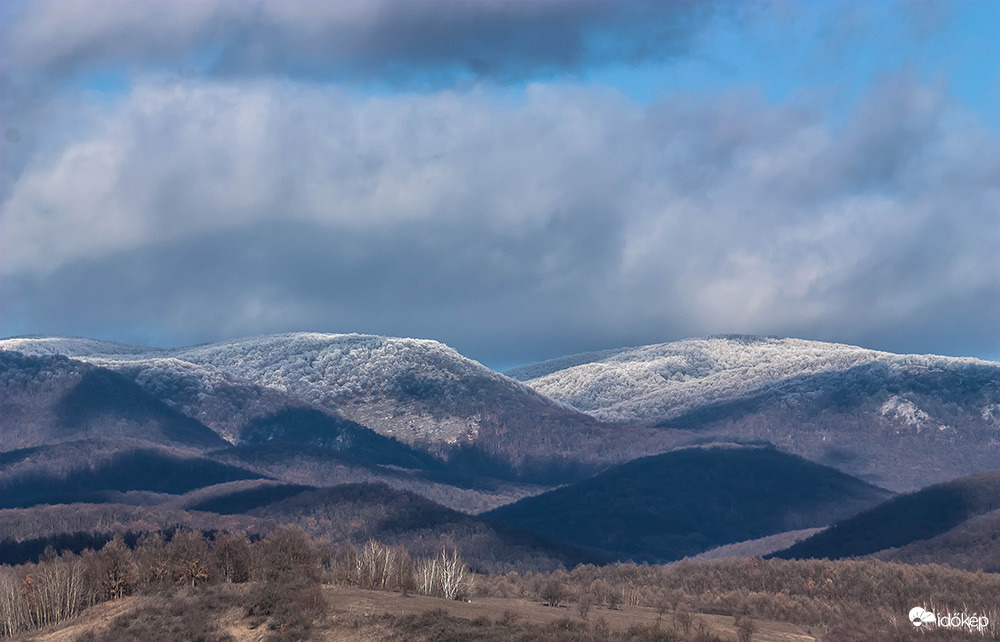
[5,0,714,80]
[2,71,997,365]
[1,1,997,366]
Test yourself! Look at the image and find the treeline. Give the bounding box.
[5,527,1000,640]
[0,482,593,574]
[475,558,1000,640]
[0,526,471,638]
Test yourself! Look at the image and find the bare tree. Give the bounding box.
[436,547,471,601]
[99,535,136,601]
[412,546,471,600]
[540,579,567,607]
[166,530,211,587]
[734,614,757,642]
[0,568,27,637]
[211,532,253,583]
[257,525,318,582]
[416,555,438,596]
[134,533,170,590]
[26,552,85,628]
[357,539,393,589]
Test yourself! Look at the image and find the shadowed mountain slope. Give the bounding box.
[238,482,602,572]
[235,407,442,470]
[0,351,229,452]
[0,441,264,508]
[485,445,890,562]
[871,508,1000,573]
[773,469,1000,563]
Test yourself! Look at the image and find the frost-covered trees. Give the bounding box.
[513,336,995,425]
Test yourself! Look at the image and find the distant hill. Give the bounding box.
[484,445,890,562]
[506,336,891,423]
[773,469,1000,566]
[510,336,1000,490]
[654,360,1000,490]
[170,333,648,479]
[209,441,548,513]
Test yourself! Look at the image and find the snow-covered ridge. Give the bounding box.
[5,333,994,431]
[171,332,528,408]
[0,332,502,383]
[0,332,542,417]
[0,336,168,359]
[510,336,998,425]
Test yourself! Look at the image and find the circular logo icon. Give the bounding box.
[909,607,935,627]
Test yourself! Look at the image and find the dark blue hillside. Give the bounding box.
[485,445,891,562]
[0,448,263,508]
[772,469,1000,560]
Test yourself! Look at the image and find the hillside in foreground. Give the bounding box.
[7,531,1000,642]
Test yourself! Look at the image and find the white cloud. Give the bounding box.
[1,73,997,362]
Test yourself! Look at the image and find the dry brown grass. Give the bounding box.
[21,583,820,642]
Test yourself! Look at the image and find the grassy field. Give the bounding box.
[24,583,820,642]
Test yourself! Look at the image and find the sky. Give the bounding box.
[1,0,998,370]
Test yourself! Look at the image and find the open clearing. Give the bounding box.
[24,583,820,641]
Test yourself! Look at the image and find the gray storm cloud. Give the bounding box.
[4,0,715,80]
[1,74,997,365]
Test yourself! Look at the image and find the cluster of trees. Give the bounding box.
[0,526,471,638]
[335,539,472,600]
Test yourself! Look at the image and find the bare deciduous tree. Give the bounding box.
[734,614,757,642]
[0,568,27,637]
[167,530,211,587]
[437,547,471,601]
[99,535,136,601]
[211,532,253,584]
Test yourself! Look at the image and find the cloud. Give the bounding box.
[4,0,716,81]
[1,74,997,365]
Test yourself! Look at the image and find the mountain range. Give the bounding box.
[2,332,999,570]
